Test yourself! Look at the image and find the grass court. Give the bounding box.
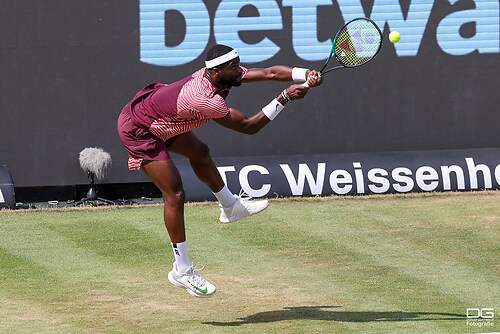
[1,191,499,333]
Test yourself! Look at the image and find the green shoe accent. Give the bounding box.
[190,282,208,294]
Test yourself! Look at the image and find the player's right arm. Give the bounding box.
[243,66,323,87]
[242,66,295,82]
[214,84,309,134]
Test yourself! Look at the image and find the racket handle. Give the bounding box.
[302,71,322,88]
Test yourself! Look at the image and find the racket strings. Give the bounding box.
[334,20,381,66]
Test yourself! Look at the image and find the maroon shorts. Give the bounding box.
[117,103,177,170]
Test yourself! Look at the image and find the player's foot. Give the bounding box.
[168,262,216,298]
[219,190,269,223]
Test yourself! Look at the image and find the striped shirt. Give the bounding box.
[129,67,248,142]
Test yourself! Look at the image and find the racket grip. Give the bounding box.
[302,72,322,88]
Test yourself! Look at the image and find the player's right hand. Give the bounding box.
[306,70,323,87]
[286,84,309,100]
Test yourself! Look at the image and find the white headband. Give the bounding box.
[205,49,239,68]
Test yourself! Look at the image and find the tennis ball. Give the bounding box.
[389,31,401,43]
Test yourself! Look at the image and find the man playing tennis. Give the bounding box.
[117,44,323,298]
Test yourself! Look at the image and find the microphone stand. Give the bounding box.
[72,171,116,206]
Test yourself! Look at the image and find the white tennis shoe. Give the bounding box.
[219,190,269,223]
[168,262,216,298]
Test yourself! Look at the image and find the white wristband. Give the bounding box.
[292,67,308,82]
[262,98,285,121]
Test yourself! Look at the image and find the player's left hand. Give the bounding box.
[286,84,309,100]
[306,70,323,87]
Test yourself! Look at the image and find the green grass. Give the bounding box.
[0,191,499,333]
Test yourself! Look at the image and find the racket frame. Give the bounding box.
[319,17,383,76]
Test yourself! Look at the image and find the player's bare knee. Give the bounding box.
[163,189,185,205]
[173,189,186,204]
[193,142,211,162]
[201,142,211,157]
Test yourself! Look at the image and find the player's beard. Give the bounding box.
[222,74,242,87]
[220,69,243,87]
[231,78,242,87]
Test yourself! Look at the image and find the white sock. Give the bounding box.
[213,185,237,208]
[171,241,191,273]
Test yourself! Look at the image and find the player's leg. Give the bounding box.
[141,160,185,243]
[168,131,269,223]
[118,105,214,297]
[141,160,216,297]
[168,132,224,193]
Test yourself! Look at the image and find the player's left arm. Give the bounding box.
[214,84,309,134]
[214,107,271,135]
[242,66,323,87]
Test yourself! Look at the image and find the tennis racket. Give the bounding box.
[304,17,382,86]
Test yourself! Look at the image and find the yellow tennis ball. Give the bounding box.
[389,31,401,43]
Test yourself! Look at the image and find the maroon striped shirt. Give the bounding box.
[129,67,248,142]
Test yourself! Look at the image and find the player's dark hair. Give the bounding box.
[206,44,235,69]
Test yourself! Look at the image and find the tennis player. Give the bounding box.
[117,44,323,298]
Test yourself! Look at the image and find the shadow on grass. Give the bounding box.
[203,306,464,326]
